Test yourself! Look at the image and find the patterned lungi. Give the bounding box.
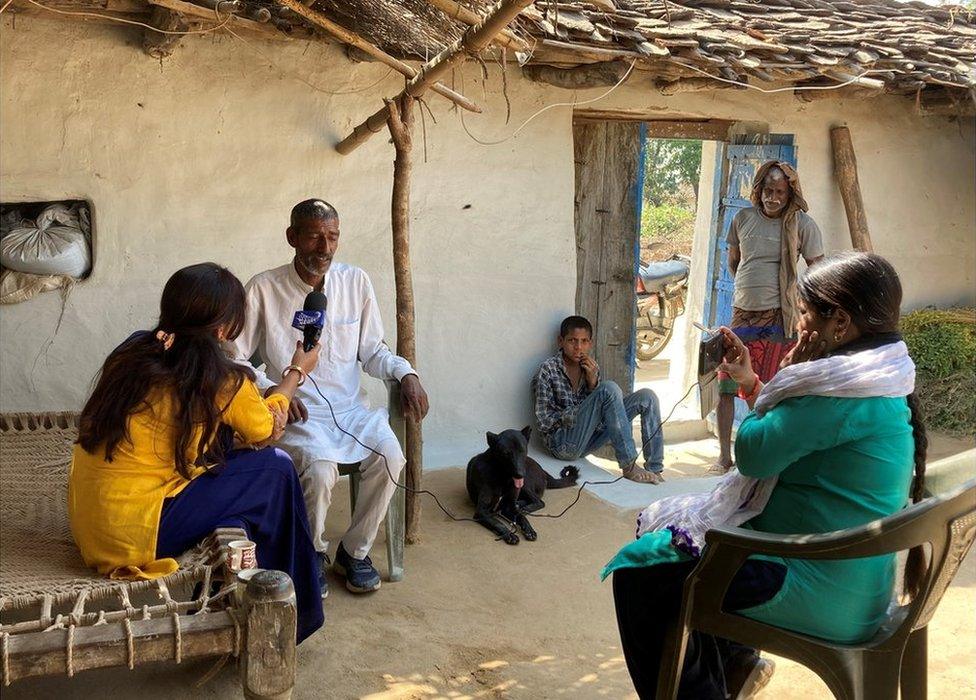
[718,308,794,395]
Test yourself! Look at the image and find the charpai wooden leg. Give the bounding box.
[240,570,297,700]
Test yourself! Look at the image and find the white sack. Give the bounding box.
[0,203,91,278]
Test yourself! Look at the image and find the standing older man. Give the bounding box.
[714,162,823,472]
[231,199,429,595]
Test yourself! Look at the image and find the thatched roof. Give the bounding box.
[317,0,976,96]
[12,0,976,100]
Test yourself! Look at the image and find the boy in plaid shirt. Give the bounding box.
[532,316,664,484]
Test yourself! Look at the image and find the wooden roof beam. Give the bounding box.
[335,0,536,155]
[656,77,740,94]
[147,0,291,41]
[275,0,481,115]
[425,0,528,52]
[794,85,883,102]
[916,87,976,117]
[523,61,632,89]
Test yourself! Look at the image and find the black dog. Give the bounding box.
[466,426,579,545]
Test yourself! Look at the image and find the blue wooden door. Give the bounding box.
[709,143,797,328]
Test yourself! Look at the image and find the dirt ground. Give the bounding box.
[7,465,974,700]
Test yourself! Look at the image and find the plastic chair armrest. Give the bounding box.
[385,380,406,445]
[704,520,892,560]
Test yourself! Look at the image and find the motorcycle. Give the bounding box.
[635,254,691,362]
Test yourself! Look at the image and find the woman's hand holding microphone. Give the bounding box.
[261,341,321,442]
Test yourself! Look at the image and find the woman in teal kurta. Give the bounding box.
[610,253,927,699]
[734,392,914,643]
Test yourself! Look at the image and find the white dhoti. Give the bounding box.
[230,261,416,559]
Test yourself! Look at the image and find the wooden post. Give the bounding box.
[386,95,423,543]
[241,570,297,700]
[830,126,874,252]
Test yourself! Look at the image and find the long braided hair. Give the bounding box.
[797,252,928,598]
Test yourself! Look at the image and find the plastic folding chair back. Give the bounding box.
[656,478,976,700]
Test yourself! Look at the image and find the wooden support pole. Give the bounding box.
[829,126,873,252]
[240,570,297,700]
[274,0,480,115]
[142,6,188,59]
[426,0,528,51]
[336,0,535,155]
[386,95,423,543]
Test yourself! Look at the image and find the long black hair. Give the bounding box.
[798,252,928,598]
[78,263,255,479]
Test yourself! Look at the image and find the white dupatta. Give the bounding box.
[635,340,916,556]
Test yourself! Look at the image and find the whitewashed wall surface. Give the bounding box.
[2,17,973,466]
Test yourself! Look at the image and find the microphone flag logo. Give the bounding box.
[292,310,325,331]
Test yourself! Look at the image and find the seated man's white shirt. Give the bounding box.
[230,261,415,470]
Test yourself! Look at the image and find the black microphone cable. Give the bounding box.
[305,374,701,527]
[306,374,481,527]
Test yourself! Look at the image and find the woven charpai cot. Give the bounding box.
[0,413,240,684]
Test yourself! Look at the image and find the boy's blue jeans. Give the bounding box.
[545,381,664,472]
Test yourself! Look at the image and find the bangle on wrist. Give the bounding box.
[737,373,761,402]
[282,365,306,387]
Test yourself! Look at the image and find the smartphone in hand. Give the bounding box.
[698,330,725,376]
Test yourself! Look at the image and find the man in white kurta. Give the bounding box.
[230,199,429,594]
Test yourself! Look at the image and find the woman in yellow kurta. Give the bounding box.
[69,262,324,642]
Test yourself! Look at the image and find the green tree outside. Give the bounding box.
[641,138,703,260]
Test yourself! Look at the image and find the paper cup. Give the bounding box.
[227,539,257,572]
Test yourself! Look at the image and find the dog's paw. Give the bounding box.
[518,516,538,541]
[503,532,520,545]
[561,465,580,481]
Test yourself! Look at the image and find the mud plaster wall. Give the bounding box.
[2,16,973,466]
